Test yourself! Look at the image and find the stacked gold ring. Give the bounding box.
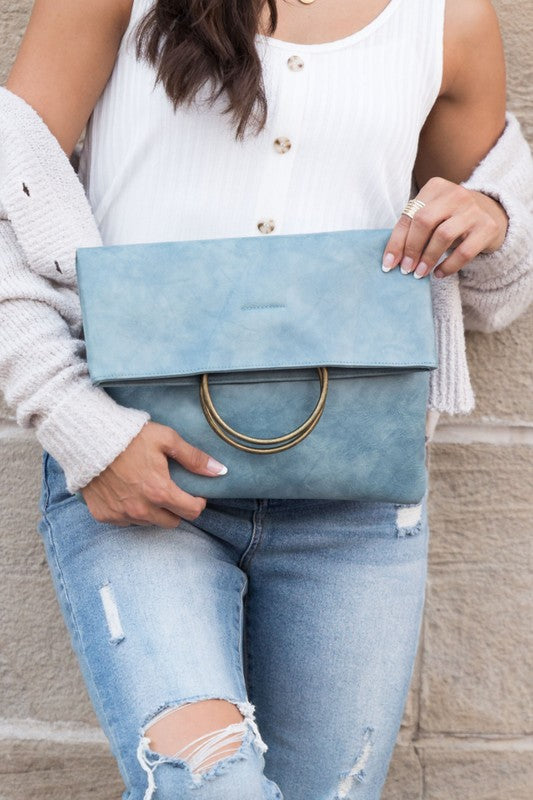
[401,198,426,219]
[199,367,329,453]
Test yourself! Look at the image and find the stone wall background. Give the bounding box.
[0,2,531,798]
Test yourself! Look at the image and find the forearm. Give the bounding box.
[457,111,533,331]
[0,219,150,493]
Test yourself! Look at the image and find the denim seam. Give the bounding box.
[41,450,50,514]
[40,450,78,513]
[237,576,249,688]
[243,589,255,702]
[39,499,129,785]
[238,503,268,699]
[238,500,267,570]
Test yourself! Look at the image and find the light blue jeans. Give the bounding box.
[37,448,430,800]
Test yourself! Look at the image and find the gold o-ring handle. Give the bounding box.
[199,367,329,453]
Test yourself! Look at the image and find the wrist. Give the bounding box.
[470,189,509,253]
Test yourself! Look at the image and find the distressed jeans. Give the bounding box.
[37,448,431,800]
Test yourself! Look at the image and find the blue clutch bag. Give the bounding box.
[75,227,437,503]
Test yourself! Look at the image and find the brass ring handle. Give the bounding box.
[199,367,329,453]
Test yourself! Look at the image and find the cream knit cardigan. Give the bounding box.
[0,86,532,494]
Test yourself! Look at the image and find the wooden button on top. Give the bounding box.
[273,136,292,154]
[257,219,275,234]
[287,55,304,71]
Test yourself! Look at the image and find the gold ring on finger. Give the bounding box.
[401,198,426,220]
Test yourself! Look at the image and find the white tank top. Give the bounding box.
[77,0,446,246]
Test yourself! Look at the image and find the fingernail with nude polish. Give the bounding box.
[382,252,395,272]
[207,457,228,475]
[400,256,414,274]
[413,261,428,279]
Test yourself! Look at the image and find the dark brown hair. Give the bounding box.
[134,0,278,141]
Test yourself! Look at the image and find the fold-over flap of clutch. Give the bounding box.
[76,227,438,386]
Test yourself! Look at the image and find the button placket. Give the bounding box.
[254,54,309,234]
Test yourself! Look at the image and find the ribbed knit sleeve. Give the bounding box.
[457,111,533,332]
[0,216,151,494]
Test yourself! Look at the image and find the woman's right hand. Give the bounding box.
[79,421,228,528]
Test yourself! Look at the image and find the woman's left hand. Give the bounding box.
[381,176,510,279]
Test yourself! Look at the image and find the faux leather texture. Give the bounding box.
[75,227,437,503]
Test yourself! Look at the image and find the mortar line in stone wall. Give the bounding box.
[413,733,533,751]
[0,718,106,744]
[433,421,533,445]
[0,421,30,438]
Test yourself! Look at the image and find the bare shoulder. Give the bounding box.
[4,0,135,158]
[441,0,505,99]
[414,0,506,188]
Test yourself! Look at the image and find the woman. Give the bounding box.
[2,1,532,798]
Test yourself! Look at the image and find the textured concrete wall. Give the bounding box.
[1,2,532,798]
